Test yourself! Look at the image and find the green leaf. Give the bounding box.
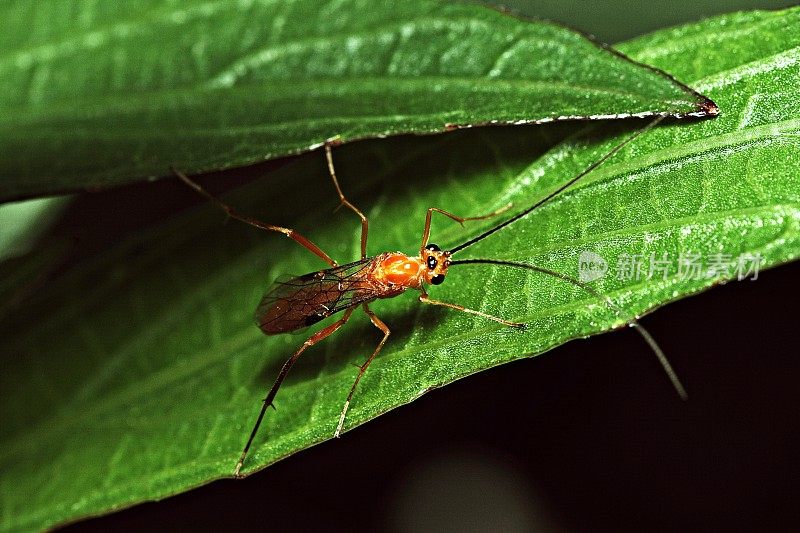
[0,0,715,201]
[0,197,70,260]
[2,7,799,531]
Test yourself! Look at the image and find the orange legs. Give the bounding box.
[419,204,511,255]
[332,289,525,441]
[176,146,377,476]
[335,304,391,438]
[173,142,369,265]
[418,290,524,328]
[176,147,520,473]
[173,167,337,267]
[325,144,369,259]
[234,308,355,477]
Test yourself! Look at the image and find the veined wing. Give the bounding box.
[255,258,382,335]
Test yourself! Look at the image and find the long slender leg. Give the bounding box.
[334,304,391,438]
[173,168,337,267]
[324,143,369,259]
[420,205,511,254]
[233,308,354,477]
[419,291,524,328]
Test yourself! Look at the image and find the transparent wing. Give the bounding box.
[255,258,381,334]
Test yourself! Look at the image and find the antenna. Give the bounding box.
[445,117,688,399]
[449,116,665,255]
[450,259,687,400]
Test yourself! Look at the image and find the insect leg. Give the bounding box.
[418,290,524,328]
[448,258,687,400]
[173,168,337,267]
[420,205,511,254]
[325,143,369,259]
[334,303,391,438]
[234,307,355,477]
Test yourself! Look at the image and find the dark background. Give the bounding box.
[498,0,796,42]
[56,1,799,532]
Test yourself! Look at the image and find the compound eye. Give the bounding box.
[426,256,438,270]
[430,274,445,285]
[425,243,441,252]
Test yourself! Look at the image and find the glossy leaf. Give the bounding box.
[0,0,715,201]
[1,7,799,531]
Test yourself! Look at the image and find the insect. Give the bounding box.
[175,116,685,477]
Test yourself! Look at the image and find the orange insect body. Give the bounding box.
[175,116,688,477]
[256,249,453,335]
[375,252,425,287]
[375,249,452,287]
